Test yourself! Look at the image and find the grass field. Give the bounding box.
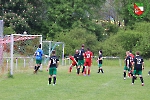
[0,59,150,100]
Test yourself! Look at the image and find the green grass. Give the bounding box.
[0,59,150,100]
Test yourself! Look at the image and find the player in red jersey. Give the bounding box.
[68,50,79,73]
[129,51,134,77]
[83,48,93,76]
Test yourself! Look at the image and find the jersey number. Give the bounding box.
[52,59,56,64]
[137,59,141,64]
[36,52,40,56]
[86,54,90,58]
[79,50,82,55]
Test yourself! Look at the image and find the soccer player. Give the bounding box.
[97,50,104,73]
[132,51,144,86]
[34,44,43,74]
[128,51,134,77]
[47,50,59,85]
[68,50,79,73]
[77,44,85,75]
[84,48,93,76]
[123,51,132,80]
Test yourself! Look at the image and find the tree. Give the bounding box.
[0,0,46,34]
[45,0,105,39]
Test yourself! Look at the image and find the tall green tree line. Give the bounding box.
[0,0,106,40]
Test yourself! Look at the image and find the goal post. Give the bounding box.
[0,34,42,76]
[10,34,42,75]
[0,20,3,37]
[0,20,3,66]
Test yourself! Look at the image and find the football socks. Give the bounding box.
[35,66,40,71]
[53,77,56,84]
[124,72,126,78]
[88,69,90,75]
[140,77,144,83]
[69,66,72,72]
[77,68,80,74]
[101,69,104,73]
[49,78,51,84]
[132,76,136,83]
[82,66,85,73]
[34,66,37,70]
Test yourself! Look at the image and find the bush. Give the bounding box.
[99,22,150,58]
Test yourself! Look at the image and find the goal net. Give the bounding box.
[42,41,65,66]
[0,34,42,76]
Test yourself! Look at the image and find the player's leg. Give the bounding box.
[77,60,84,75]
[37,59,42,71]
[81,60,85,74]
[36,64,41,71]
[100,64,104,73]
[53,68,57,85]
[69,62,77,73]
[34,60,38,73]
[128,66,131,77]
[132,70,137,84]
[69,64,73,73]
[130,65,134,77]
[97,64,101,73]
[34,66,37,71]
[128,66,133,77]
[34,59,41,73]
[87,66,91,75]
[82,66,85,74]
[123,71,127,80]
[34,66,37,74]
[77,66,81,75]
[123,66,127,79]
[138,70,144,86]
[77,60,81,75]
[87,62,91,75]
[129,63,134,77]
[48,75,52,85]
[48,68,52,85]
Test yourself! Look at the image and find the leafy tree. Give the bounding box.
[0,0,46,34]
[45,0,105,39]
[131,22,150,58]
[3,27,15,35]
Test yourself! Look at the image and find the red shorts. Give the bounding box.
[72,62,77,66]
[84,61,91,67]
